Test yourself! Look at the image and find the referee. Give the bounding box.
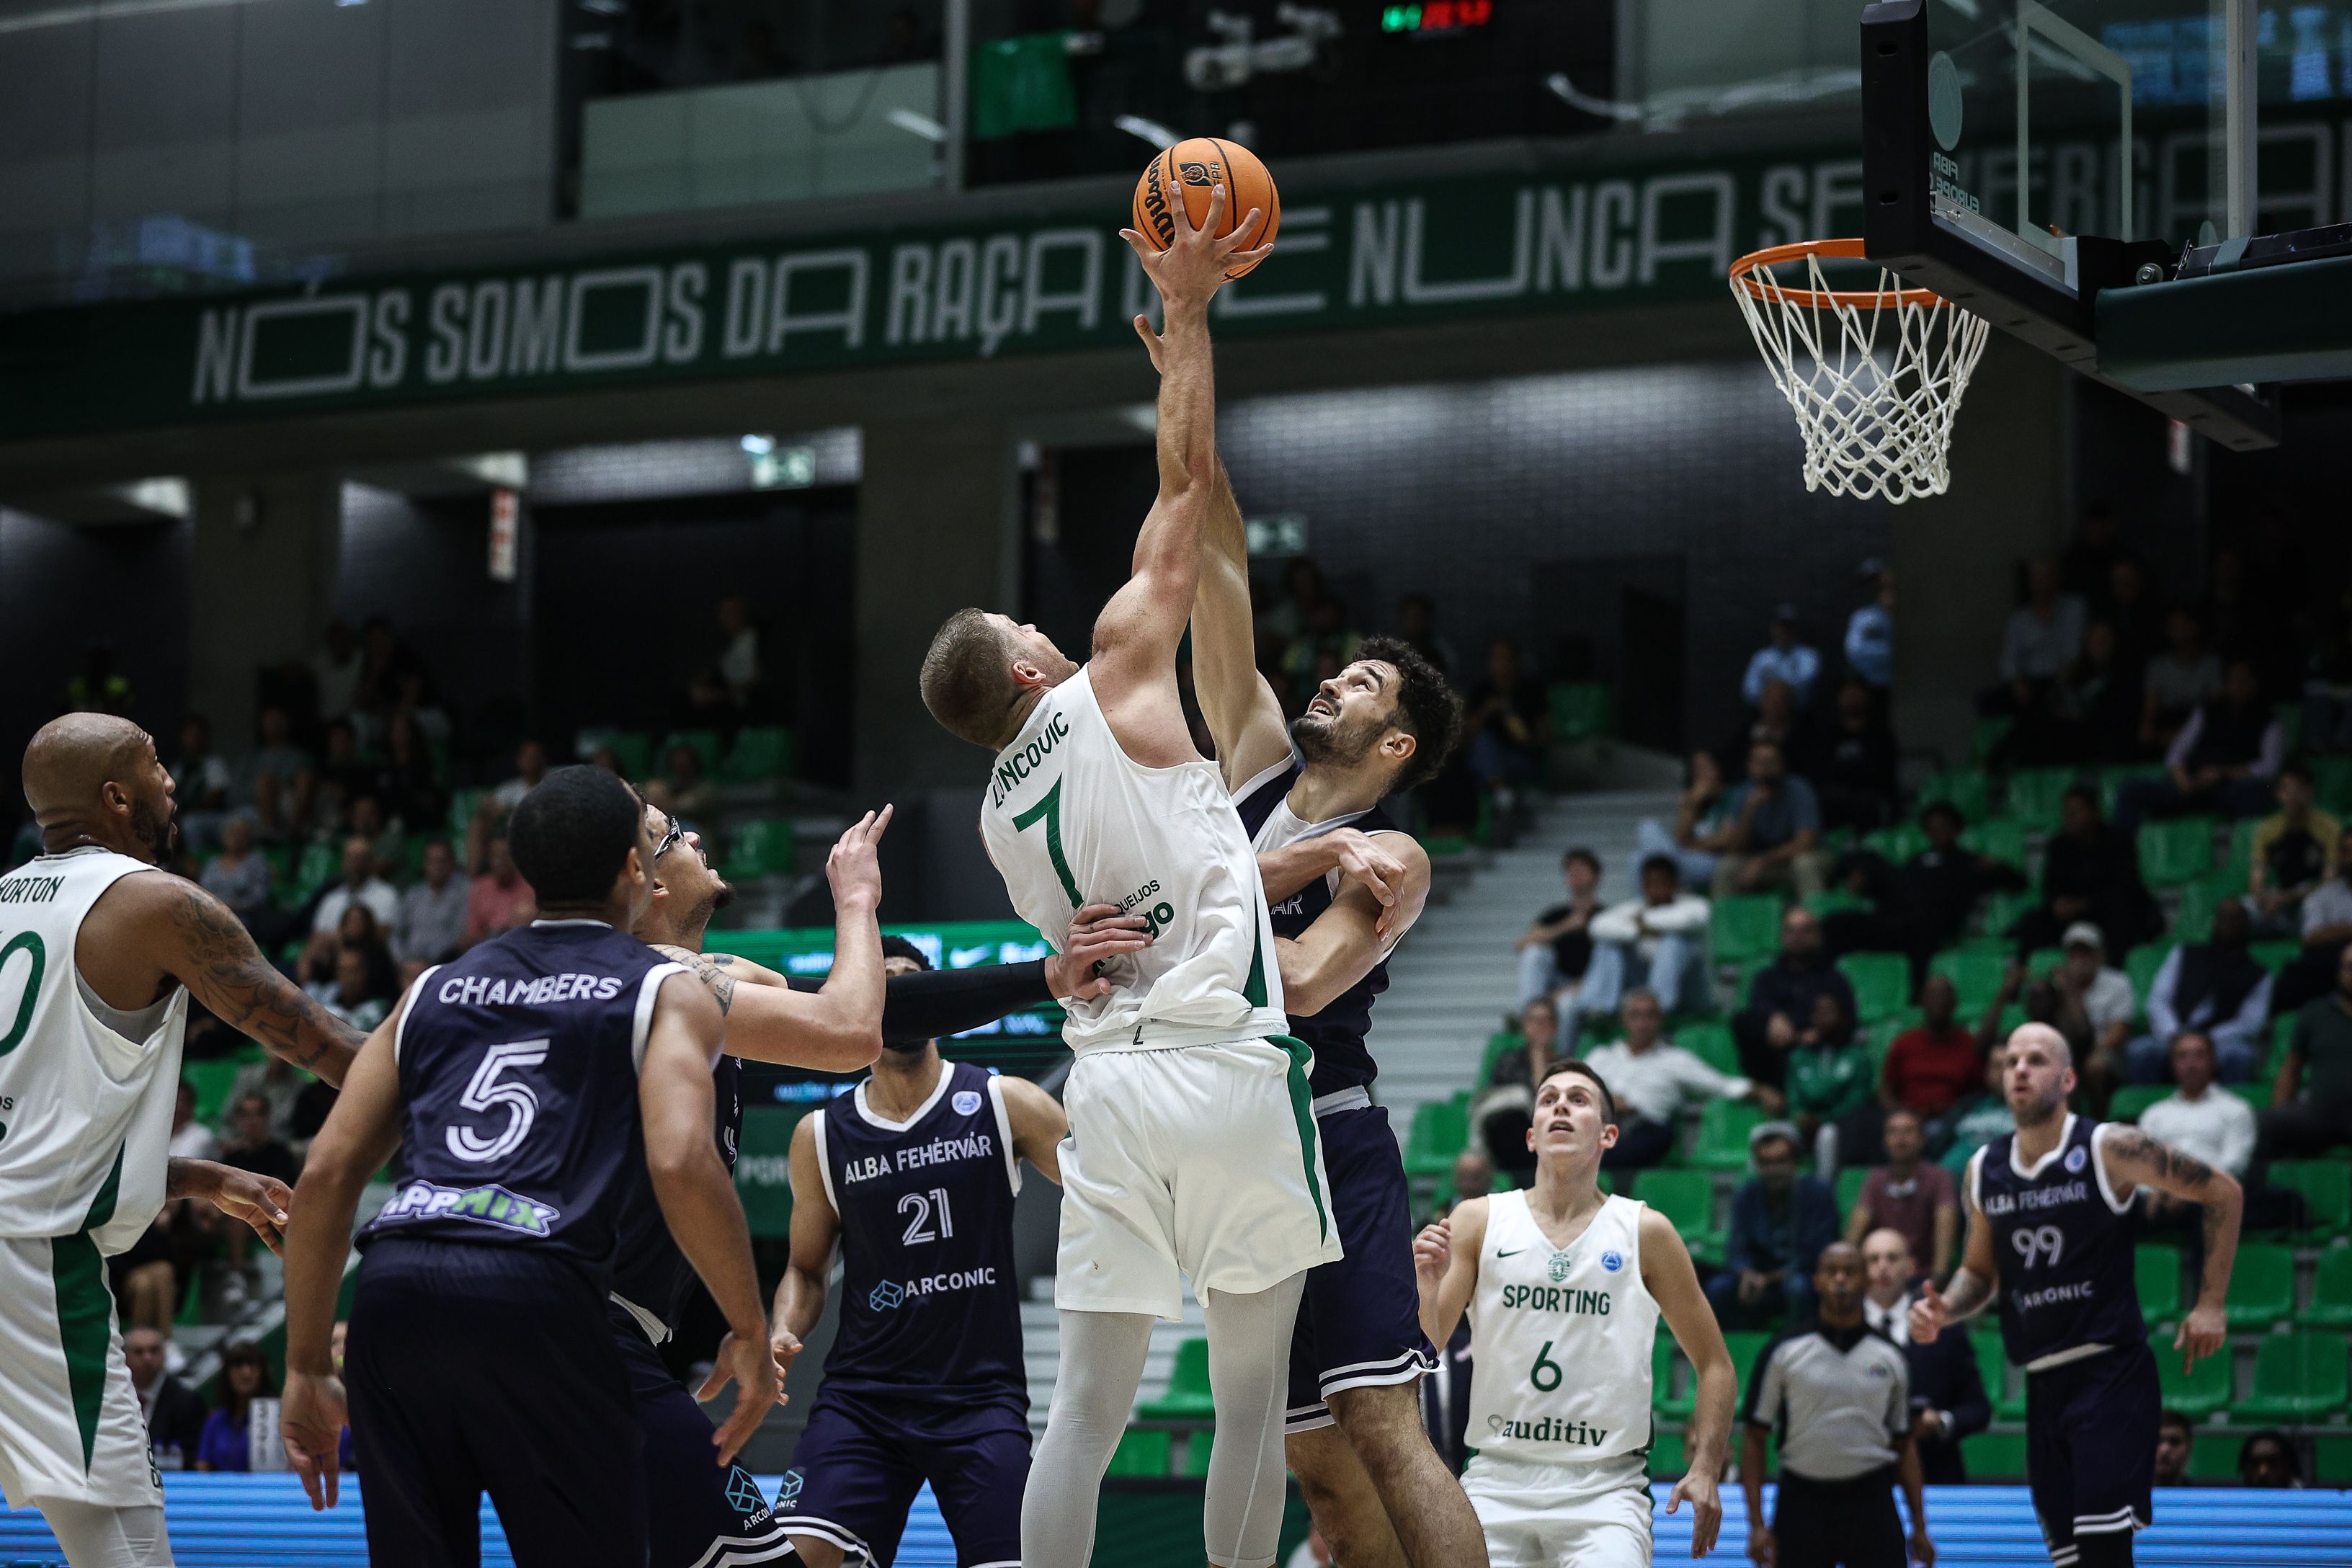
[1740,1242,1935,1568]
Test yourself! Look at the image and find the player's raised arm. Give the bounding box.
[133,876,363,1085]
[1414,1198,1486,1350]
[767,1113,839,1389]
[1274,838,1433,1014]
[2098,1126,2242,1369]
[1643,1207,1730,1556]
[640,970,778,1466]
[280,1004,409,1509]
[1187,453,1292,787]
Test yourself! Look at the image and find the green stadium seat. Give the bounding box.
[1136,1338,1214,1419]
[2226,1083,2267,1113]
[2023,946,2064,980]
[2124,944,2170,1012]
[1737,956,1775,1007]
[293,840,338,899]
[1863,824,1928,863]
[2173,876,2235,944]
[2098,765,2165,816]
[1672,1020,1740,1077]
[2266,1015,2298,1078]
[719,726,795,784]
[1711,896,1785,965]
[2136,1244,2184,1323]
[2246,939,2299,976]
[2234,1330,2350,1422]
[2186,1435,2243,1482]
[1974,1332,2024,1420]
[1724,1331,1771,1404]
[1106,1427,1172,1476]
[2315,755,2352,816]
[2300,1245,2352,1327]
[1636,1168,1723,1262]
[659,729,723,775]
[445,786,484,832]
[1963,819,2028,870]
[1180,1427,1216,1476]
[1970,715,2013,765]
[2005,769,2077,834]
[1653,1334,1693,1418]
[1836,952,1912,1025]
[1961,1429,2028,1479]
[2224,818,2260,885]
[1689,1100,1765,1172]
[1479,1032,1524,1087]
[1834,1167,1866,1217]
[721,819,796,881]
[1977,886,2039,943]
[2106,1085,2167,1123]
[2317,1433,2352,1486]
[2271,1160,2351,1239]
[1804,889,1875,920]
[2151,1329,2230,1417]
[2222,1242,2297,1329]
[1402,1092,1472,1180]
[2139,817,2218,887]
[1928,949,2008,1017]
[1646,1427,1689,1479]
[184,1057,245,1128]
[1919,770,1992,823]
[1549,682,1613,741]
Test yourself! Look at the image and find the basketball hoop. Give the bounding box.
[1729,239,1991,505]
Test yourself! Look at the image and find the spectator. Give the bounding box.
[1638,749,1729,889]
[1737,1244,1935,1568]
[713,593,765,710]
[309,835,398,938]
[2137,1032,2260,1264]
[200,815,272,927]
[474,739,551,845]
[379,711,445,834]
[1937,1042,2015,1177]
[1787,994,1871,1164]
[1843,1110,1959,1281]
[2132,899,2272,1083]
[1879,803,2026,975]
[1444,1149,1494,1217]
[1257,557,1327,648]
[1800,677,1899,834]
[108,1206,180,1334]
[2045,922,2137,1105]
[1742,605,1822,709]
[1709,1123,1839,1329]
[168,1079,220,1162]
[1515,848,1603,1023]
[2142,606,2224,754]
[466,834,536,944]
[2299,602,2352,752]
[1879,975,1984,1136]
[662,742,718,823]
[311,618,363,722]
[125,1326,206,1471]
[1580,855,1710,1025]
[300,895,394,997]
[1473,998,1559,1177]
[226,1057,305,1141]
[1394,592,1458,676]
[2237,1430,2302,1489]
[1283,597,1366,713]
[346,794,406,884]
[216,1094,298,1286]
[2008,786,2162,960]
[196,1343,275,1472]
[2271,853,2352,1017]
[2154,1410,2196,1488]
[1714,677,1803,786]
[313,718,379,828]
[352,615,424,731]
[1858,1227,1987,1484]
[391,838,468,971]
[2247,763,2338,937]
[1698,740,1827,900]
[169,715,236,853]
[2008,617,2142,767]
[2116,659,2285,832]
[2103,556,2162,673]
[2060,504,2132,603]
[1845,561,1894,691]
[1734,906,1858,1090]
[2260,943,2352,1157]
[239,702,316,842]
[1992,553,2086,713]
[1584,989,1781,1170]
[1461,636,1547,812]
[391,669,453,750]
[309,947,389,1033]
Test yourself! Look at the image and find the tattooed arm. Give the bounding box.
[1911,1154,1999,1342]
[651,943,883,1073]
[2098,1126,2242,1369]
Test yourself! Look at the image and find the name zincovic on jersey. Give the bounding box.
[0,875,65,905]
[1979,1180,2090,1216]
[991,712,1070,808]
[435,973,628,1007]
[840,1131,995,1184]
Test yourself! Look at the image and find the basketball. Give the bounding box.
[1130,138,1280,279]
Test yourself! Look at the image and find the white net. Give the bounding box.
[1730,248,1992,505]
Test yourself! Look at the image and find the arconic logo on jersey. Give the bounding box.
[868,1265,1001,1311]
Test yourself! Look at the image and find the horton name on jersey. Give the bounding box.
[1499,1283,1616,1315]
[1484,1413,1615,1448]
[839,1131,995,1183]
[373,1179,561,1235]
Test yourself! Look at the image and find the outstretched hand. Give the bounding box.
[1049,902,1154,1001]
[1119,173,1269,312]
[282,1370,347,1511]
[2174,1302,2226,1372]
[1907,1280,1948,1344]
[694,1329,786,1468]
[825,805,894,912]
[1412,1219,1451,1292]
[1666,1467,1724,1558]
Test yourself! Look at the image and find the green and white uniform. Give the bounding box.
[0,848,186,1511]
[1463,1191,1659,1568]
[978,667,1338,1318]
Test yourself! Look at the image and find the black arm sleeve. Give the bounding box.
[785,961,1056,1046]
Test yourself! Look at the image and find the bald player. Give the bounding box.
[1910,1024,2240,1568]
[2,715,362,1567]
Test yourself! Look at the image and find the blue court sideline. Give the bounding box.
[4,1479,2348,1566]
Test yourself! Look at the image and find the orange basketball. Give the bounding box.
[1130,138,1280,280]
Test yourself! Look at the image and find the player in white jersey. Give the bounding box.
[3,714,362,1567]
[1415,1063,1734,1568]
[918,179,1321,1568]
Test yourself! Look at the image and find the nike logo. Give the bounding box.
[950,945,994,968]
[1496,1247,1526,1257]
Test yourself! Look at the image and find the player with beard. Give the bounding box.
[1910,1025,2242,1568]
[1151,310,1479,1564]
[765,935,1071,1568]
[607,803,1145,1568]
[1,714,358,1567]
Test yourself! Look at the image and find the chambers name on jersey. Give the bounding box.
[979,667,1286,1052]
[1466,1193,1660,1464]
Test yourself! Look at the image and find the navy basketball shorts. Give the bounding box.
[1285,1103,1438,1435]
[344,1239,644,1568]
[607,1302,798,1568]
[2024,1341,2160,1566]
[775,1388,1030,1568]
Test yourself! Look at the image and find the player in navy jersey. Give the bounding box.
[769,937,1074,1568]
[277,767,780,1568]
[1157,320,1485,1568]
[1911,1025,2242,1568]
[611,803,1148,1568]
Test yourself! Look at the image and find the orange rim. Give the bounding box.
[1730,239,1948,309]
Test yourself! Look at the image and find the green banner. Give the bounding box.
[734,1104,805,1237]
[0,142,1884,440]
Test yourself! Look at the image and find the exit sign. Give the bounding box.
[1382,0,1493,32]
